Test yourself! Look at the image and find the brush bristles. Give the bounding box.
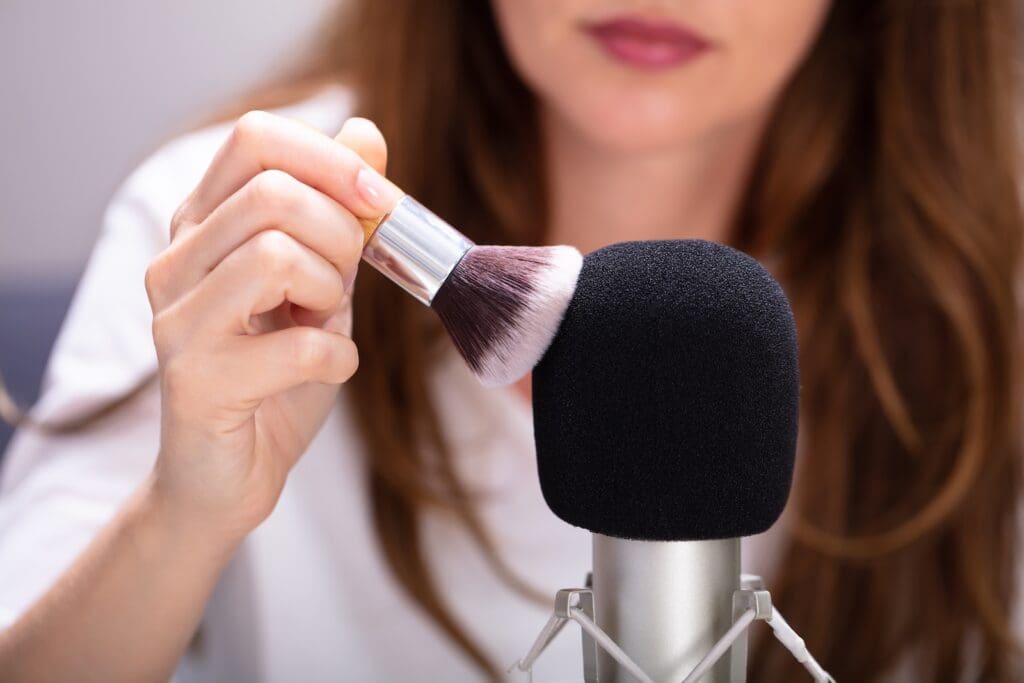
[431,245,583,387]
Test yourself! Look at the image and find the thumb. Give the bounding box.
[333,118,403,242]
[335,117,388,175]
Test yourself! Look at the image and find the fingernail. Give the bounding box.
[356,167,388,212]
[343,263,358,292]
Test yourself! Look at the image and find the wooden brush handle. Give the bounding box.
[359,216,385,245]
[356,174,405,246]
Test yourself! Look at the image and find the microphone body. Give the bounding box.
[533,240,800,682]
[592,535,741,682]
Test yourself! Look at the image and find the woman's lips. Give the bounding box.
[584,16,711,70]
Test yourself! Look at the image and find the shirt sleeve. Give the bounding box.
[0,128,215,628]
[0,86,352,629]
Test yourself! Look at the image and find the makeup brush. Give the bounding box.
[356,192,582,388]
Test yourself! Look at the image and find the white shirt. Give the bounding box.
[0,85,784,682]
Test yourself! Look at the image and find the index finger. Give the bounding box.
[176,111,403,231]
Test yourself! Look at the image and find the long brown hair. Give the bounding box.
[735,3,1023,680]
[329,1,1024,679]
[4,0,1020,680]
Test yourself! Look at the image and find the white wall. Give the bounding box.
[0,0,340,284]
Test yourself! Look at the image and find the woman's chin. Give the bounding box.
[541,82,727,155]
[553,105,709,156]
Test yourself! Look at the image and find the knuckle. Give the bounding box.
[232,110,272,148]
[293,329,332,376]
[150,309,178,353]
[144,258,163,303]
[168,202,192,241]
[249,169,299,214]
[144,251,175,306]
[251,229,298,277]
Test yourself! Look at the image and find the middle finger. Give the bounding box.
[159,170,363,306]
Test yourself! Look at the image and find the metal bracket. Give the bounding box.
[507,588,599,683]
[554,589,600,682]
[508,574,835,683]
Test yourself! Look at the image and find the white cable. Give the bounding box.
[766,608,835,683]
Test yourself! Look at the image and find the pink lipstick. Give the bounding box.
[584,16,711,70]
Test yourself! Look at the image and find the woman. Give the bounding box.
[0,0,1020,680]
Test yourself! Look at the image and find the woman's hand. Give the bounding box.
[144,112,400,545]
[0,114,405,683]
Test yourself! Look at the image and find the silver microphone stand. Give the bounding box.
[508,574,835,683]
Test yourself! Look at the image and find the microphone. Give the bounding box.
[532,240,799,682]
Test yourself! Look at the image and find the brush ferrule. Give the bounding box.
[362,195,474,305]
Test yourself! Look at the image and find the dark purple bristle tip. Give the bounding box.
[431,245,583,386]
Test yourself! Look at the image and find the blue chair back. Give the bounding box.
[0,282,75,456]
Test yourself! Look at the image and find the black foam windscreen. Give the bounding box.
[532,240,799,541]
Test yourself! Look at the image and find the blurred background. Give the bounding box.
[0,0,339,451]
